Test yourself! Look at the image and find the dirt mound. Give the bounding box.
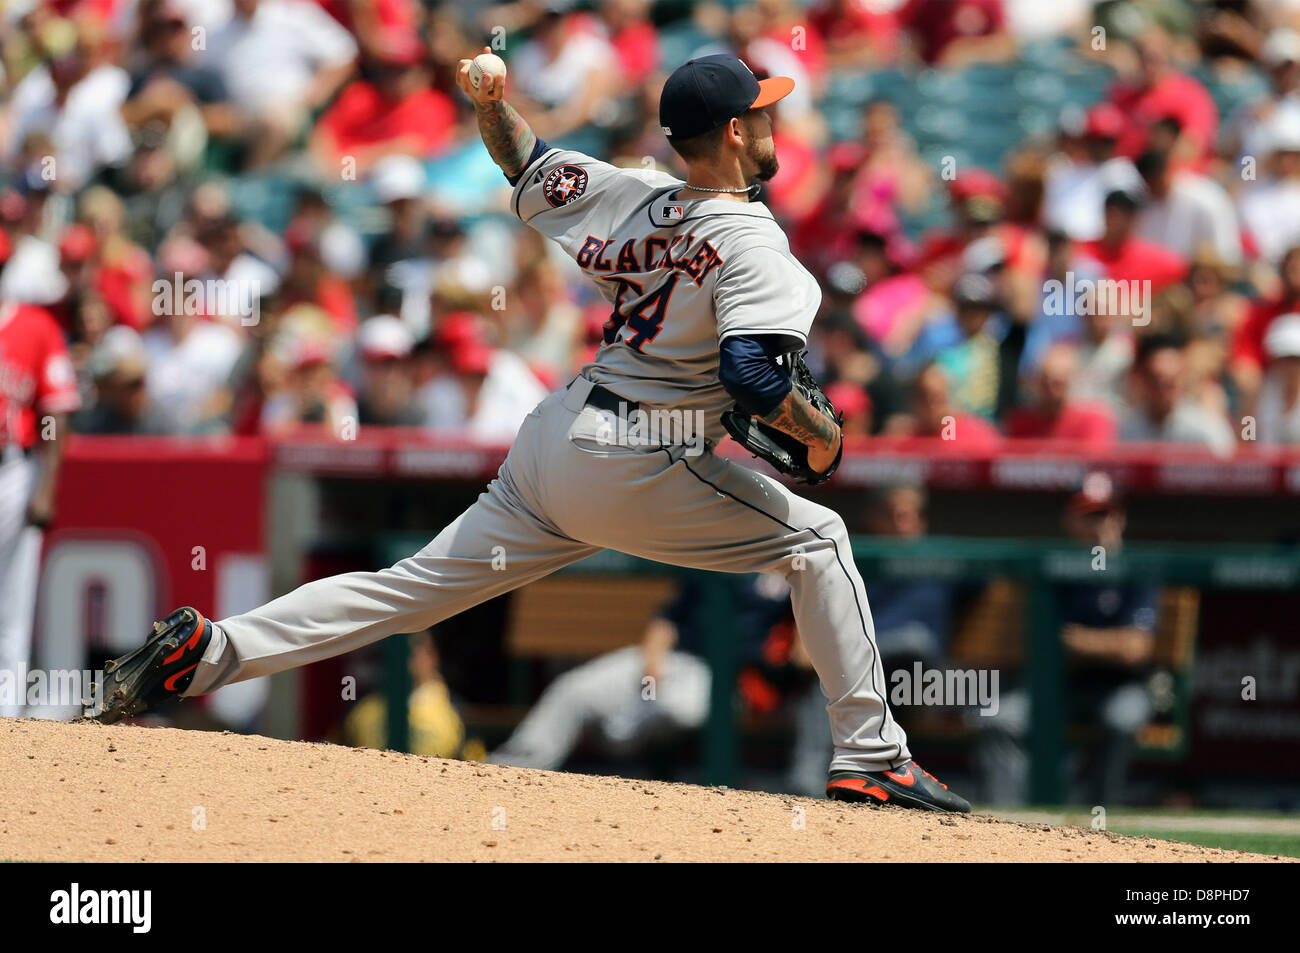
[0,718,1287,862]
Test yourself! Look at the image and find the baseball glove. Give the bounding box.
[721,352,843,485]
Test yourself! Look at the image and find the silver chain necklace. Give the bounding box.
[683,182,761,196]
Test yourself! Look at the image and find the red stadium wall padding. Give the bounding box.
[35,437,269,676]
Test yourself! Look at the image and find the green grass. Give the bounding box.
[1113,828,1300,859]
[990,807,1300,859]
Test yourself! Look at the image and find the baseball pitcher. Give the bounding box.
[95,52,969,812]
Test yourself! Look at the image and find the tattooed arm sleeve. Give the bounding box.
[474,99,547,184]
[761,388,839,453]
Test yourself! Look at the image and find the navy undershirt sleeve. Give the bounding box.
[718,334,794,418]
[505,137,551,185]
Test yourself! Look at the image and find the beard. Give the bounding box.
[749,139,780,182]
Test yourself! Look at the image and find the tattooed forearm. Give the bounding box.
[475,99,537,179]
[762,389,839,450]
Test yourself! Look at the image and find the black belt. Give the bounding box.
[584,383,639,416]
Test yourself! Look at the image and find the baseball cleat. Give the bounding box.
[826,760,972,813]
[94,607,212,724]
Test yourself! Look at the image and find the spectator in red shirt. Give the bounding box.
[315,0,419,58]
[1230,244,1300,416]
[313,31,456,176]
[596,0,660,87]
[765,124,822,221]
[825,380,873,438]
[53,206,153,336]
[1077,186,1188,294]
[756,0,829,82]
[1005,343,1117,447]
[1108,24,1218,162]
[792,143,875,274]
[809,0,903,68]
[279,224,359,336]
[916,168,1047,306]
[896,0,1016,68]
[886,362,1004,450]
[79,187,155,331]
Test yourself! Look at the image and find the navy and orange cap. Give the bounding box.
[659,54,794,141]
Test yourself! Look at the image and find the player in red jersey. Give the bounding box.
[0,300,80,716]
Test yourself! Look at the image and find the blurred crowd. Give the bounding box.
[5,0,1300,450]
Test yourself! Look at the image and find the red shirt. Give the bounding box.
[1109,72,1218,159]
[946,413,1003,450]
[1232,295,1298,371]
[916,223,1043,285]
[0,303,81,448]
[316,82,456,158]
[96,241,154,330]
[50,0,119,21]
[315,0,416,33]
[810,0,901,52]
[900,413,1003,450]
[1004,403,1117,447]
[282,277,359,336]
[609,21,660,86]
[897,0,1005,65]
[765,131,819,218]
[1076,237,1187,292]
[761,23,828,79]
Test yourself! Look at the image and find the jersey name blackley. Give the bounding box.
[574,233,724,286]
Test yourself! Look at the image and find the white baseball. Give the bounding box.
[468,52,506,90]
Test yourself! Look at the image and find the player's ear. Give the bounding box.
[726,116,746,149]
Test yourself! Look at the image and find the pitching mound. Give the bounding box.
[0,718,1287,862]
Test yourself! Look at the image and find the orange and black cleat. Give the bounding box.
[94,607,211,724]
[826,760,972,813]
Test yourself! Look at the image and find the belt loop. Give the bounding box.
[561,375,594,413]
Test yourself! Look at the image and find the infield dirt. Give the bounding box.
[0,718,1290,862]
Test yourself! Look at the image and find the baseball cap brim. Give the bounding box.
[751,76,794,109]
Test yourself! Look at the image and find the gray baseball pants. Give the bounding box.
[187,376,911,773]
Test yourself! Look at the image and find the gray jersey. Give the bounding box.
[512,147,822,445]
[172,144,917,787]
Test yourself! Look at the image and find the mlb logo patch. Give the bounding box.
[665,205,684,221]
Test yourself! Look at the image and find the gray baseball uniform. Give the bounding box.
[188,147,911,773]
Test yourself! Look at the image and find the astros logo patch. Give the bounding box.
[542,165,588,207]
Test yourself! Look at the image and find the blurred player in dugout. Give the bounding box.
[0,298,79,716]
[974,472,1159,805]
[488,573,785,775]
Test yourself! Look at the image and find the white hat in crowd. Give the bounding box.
[370,155,426,204]
[1265,313,1300,360]
[358,314,415,360]
[1264,28,1300,67]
